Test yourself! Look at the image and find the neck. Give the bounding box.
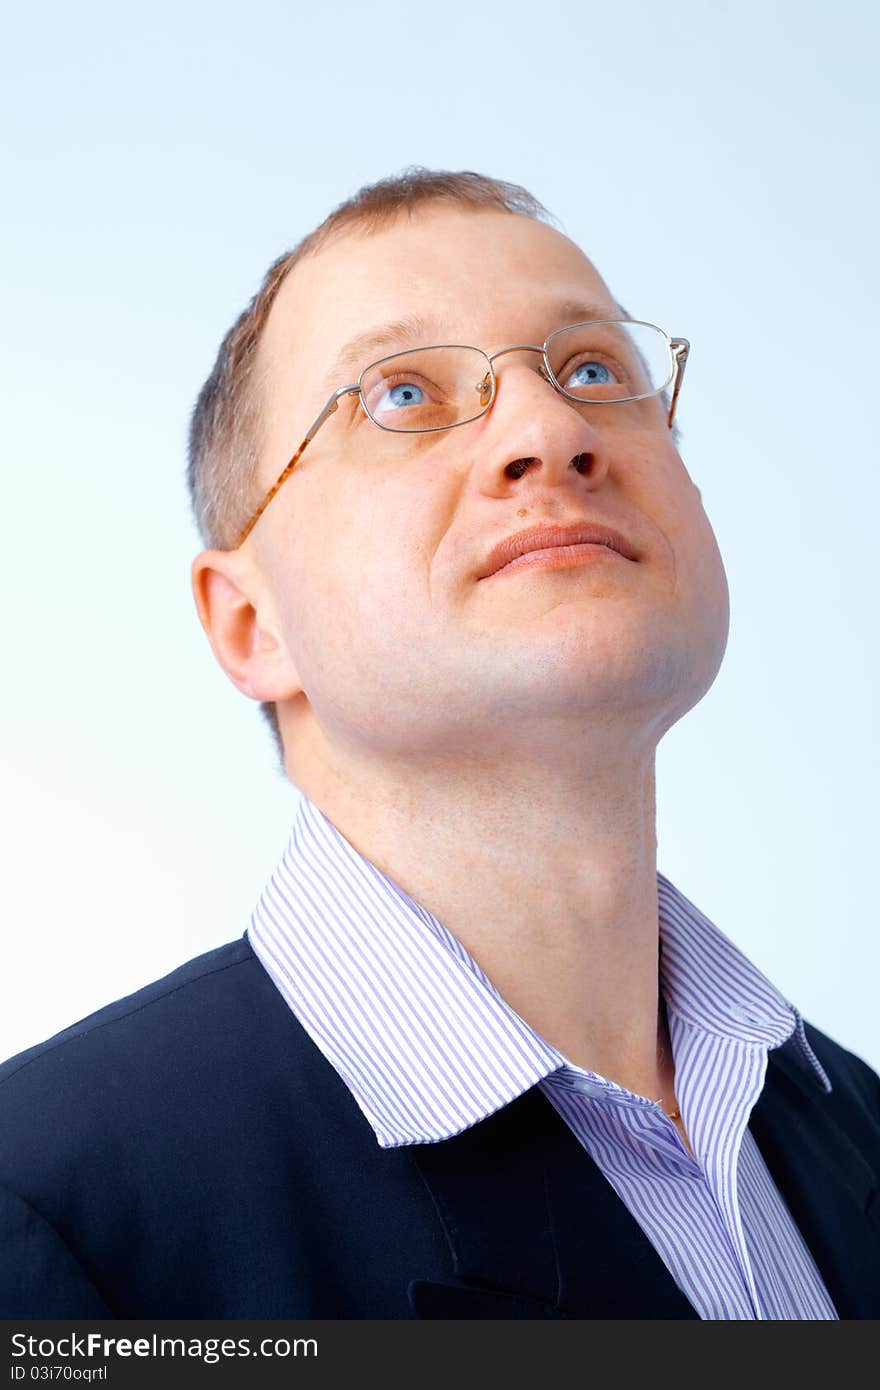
[292,735,670,1105]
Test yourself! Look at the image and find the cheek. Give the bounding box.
[633,445,729,625]
[672,488,731,656]
[270,489,438,672]
[676,479,725,578]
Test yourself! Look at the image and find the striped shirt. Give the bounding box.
[248,791,838,1320]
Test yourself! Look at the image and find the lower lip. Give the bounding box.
[490,542,628,577]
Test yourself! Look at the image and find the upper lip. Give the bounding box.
[477,520,639,579]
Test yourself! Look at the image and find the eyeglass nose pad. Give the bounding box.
[476,372,493,407]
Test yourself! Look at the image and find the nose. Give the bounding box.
[477,348,613,493]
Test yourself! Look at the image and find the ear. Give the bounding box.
[190,548,303,703]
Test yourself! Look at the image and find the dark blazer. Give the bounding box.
[2,937,879,1319]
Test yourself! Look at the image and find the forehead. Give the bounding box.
[260,206,620,383]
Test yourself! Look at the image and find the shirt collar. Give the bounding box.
[248,792,830,1148]
[656,872,830,1096]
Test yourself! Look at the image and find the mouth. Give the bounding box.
[478,521,638,581]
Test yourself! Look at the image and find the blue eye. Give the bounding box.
[375,381,425,411]
[566,360,615,388]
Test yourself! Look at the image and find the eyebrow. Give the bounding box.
[320,314,448,393]
[317,296,625,395]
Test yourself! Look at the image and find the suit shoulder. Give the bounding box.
[0,936,267,1097]
[801,1020,880,1086]
[784,1017,878,1145]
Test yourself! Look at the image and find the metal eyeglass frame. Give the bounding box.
[232,319,690,548]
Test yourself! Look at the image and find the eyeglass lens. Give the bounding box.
[358,322,673,433]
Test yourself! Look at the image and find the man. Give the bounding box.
[2,168,878,1319]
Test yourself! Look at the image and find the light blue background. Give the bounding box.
[2,1,878,1071]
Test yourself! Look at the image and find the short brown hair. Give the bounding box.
[187,167,556,767]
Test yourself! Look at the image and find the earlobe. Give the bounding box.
[190,549,302,703]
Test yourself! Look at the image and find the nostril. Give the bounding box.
[505,456,538,480]
[570,453,592,474]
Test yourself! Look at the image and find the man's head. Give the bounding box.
[189,168,729,789]
[188,169,553,763]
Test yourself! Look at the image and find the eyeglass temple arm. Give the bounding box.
[232,384,360,547]
[667,338,690,429]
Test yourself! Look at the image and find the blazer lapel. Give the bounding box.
[750,1043,880,1319]
[409,1085,698,1319]
[408,1045,880,1319]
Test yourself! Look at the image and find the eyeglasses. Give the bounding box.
[233,318,689,548]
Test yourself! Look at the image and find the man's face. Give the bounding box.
[249,205,729,768]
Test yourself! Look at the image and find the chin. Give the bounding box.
[501,604,719,720]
